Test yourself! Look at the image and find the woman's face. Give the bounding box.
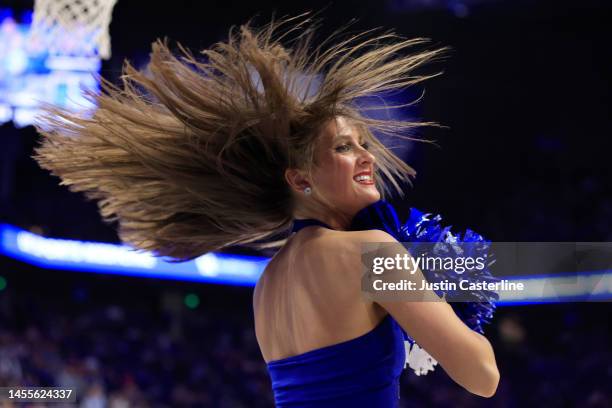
[310,117,380,218]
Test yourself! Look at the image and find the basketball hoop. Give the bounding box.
[30,0,119,59]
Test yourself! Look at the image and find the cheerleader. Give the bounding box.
[33,15,499,406]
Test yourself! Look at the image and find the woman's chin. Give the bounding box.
[360,190,381,205]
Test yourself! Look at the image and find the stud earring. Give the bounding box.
[303,187,312,195]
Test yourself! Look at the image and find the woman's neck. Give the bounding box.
[293,203,352,231]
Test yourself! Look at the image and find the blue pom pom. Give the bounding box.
[350,200,499,338]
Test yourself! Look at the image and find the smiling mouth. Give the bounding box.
[353,174,375,185]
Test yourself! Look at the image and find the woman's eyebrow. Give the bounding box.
[334,134,365,143]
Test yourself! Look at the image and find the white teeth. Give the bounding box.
[354,175,372,182]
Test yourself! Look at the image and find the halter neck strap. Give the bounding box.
[291,219,333,233]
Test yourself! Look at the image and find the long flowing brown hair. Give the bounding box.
[32,14,448,262]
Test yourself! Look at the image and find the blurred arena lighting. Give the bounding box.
[0,275,6,291]
[2,222,611,304]
[184,293,200,309]
[0,7,102,128]
[0,223,267,286]
[495,271,612,305]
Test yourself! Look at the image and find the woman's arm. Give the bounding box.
[351,229,500,398]
[382,298,499,397]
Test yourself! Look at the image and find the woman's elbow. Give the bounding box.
[471,363,500,398]
[471,334,500,397]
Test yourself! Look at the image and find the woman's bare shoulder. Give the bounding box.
[297,228,400,273]
[312,228,399,250]
[255,227,399,289]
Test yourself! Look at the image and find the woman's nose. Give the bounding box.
[358,146,376,165]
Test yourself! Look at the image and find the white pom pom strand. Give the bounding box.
[405,341,438,376]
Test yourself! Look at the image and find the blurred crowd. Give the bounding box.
[0,281,273,408]
[0,274,610,408]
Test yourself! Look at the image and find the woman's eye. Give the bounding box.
[335,144,351,152]
[335,142,369,152]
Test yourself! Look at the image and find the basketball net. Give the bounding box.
[30,0,119,59]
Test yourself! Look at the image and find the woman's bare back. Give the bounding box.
[253,226,387,363]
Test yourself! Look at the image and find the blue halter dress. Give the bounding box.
[265,218,407,408]
[265,200,499,407]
